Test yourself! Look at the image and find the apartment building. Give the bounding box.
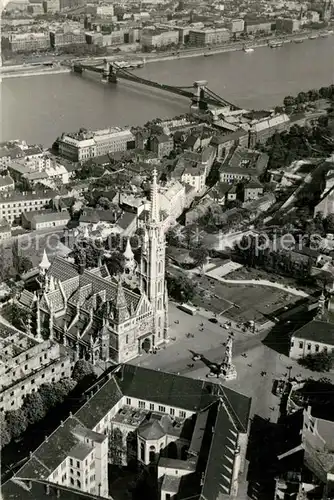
[141,28,179,49]
[58,128,135,162]
[0,190,56,225]
[189,27,230,46]
[0,322,71,413]
[50,30,86,48]
[276,18,300,33]
[229,19,245,33]
[0,175,15,192]
[3,364,251,500]
[21,210,70,230]
[244,19,273,34]
[159,180,186,221]
[8,33,50,52]
[289,319,334,360]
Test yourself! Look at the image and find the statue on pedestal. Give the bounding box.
[218,336,237,380]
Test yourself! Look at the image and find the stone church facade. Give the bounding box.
[18,170,169,364]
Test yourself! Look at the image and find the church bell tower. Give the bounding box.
[139,169,168,343]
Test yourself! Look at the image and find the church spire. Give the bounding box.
[114,278,129,323]
[39,249,51,275]
[150,168,159,223]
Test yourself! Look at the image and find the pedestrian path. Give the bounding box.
[205,268,309,298]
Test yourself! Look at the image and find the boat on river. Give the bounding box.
[269,40,283,48]
[243,46,254,53]
[294,39,304,43]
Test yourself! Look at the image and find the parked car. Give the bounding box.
[209,318,218,324]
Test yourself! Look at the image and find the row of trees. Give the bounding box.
[298,352,334,372]
[233,235,313,282]
[1,360,95,448]
[283,85,334,108]
[264,119,334,171]
[1,378,76,448]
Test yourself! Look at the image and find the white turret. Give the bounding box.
[150,168,159,223]
[39,249,51,276]
[124,238,134,260]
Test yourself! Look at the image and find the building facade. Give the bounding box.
[8,33,50,52]
[0,190,56,225]
[58,128,135,162]
[141,29,179,49]
[0,322,71,413]
[189,27,230,46]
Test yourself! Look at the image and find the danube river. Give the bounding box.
[1,36,334,146]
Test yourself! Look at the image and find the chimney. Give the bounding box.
[60,420,64,427]
[45,484,50,495]
[69,411,72,417]
[29,451,33,459]
[45,435,49,442]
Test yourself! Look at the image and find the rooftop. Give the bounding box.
[291,319,334,346]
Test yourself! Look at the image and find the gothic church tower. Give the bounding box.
[139,169,168,343]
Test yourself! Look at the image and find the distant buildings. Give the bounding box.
[244,19,274,35]
[21,209,70,230]
[50,30,86,48]
[2,364,251,500]
[0,175,15,192]
[0,190,56,226]
[8,33,50,52]
[141,28,179,49]
[219,147,268,183]
[188,27,230,46]
[58,128,135,162]
[276,18,300,33]
[0,322,71,413]
[229,19,245,34]
[149,134,174,159]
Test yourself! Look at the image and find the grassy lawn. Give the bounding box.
[194,274,301,323]
[224,266,316,293]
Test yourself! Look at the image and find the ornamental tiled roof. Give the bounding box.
[19,289,35,308]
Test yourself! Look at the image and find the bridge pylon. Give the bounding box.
[101,59,110,83]
[108,63,117,83]
[191,80,208,113]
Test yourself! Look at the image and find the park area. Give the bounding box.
[192,273,302,325]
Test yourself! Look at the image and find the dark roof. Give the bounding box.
[200,401,240,498]
[117,211,136,230]
[211,130,248,145]
[0,175,14,187]
[116,365,251,432]
[153,134,172,144]
[1,478,108,500]
[246,179,263,189]
[291,319,334,345]
[138,420,165,440]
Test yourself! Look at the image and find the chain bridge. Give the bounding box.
[72,59,239,112]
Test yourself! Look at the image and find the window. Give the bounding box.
[179,411,186,418]
[150,403,154,411]
[70,478,74,485]
[139,401,145,409]
[315,344,319,352]
[77,471,80,477]
[44,353,47,359]
[170,408,175,416]
[298,341,303,349]
[24,364,28,370]
[70,459,73,466]
[158,405,166,412]
[31,379,35,385]
[126,398,131,405]
[90,474,95,482]
[126,335,128,344]
[76,461,80,468]
[307,343,311,351]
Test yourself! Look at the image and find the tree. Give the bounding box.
[298,351,334,372]
[166,274,196,302]
[6,409,28,439]
[109,427,125,465]
[283,96,296,107]
[189,246,209,271]
[0,414,11,448]
[96,197,112,210]
[72,360,95,382]
[105,251,125,277]
[23,393,46,425]
[39,383,62,410]
[18,256,33,275]
[54,378,77,399]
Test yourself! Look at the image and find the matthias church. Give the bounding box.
[17,170,169,364]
